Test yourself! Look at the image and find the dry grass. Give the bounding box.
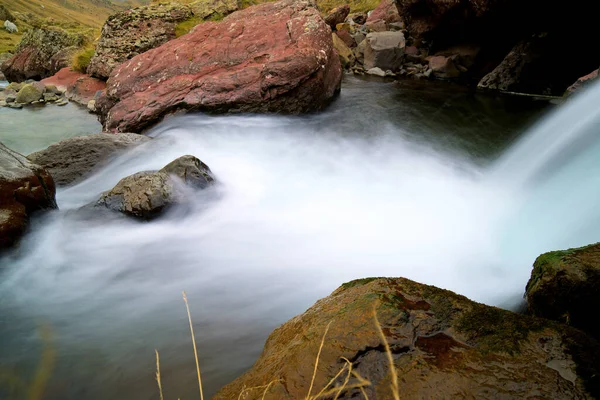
[183,291,205,400]
[71,46,95,72]
[156,350,165,400]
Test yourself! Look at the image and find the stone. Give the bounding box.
[0,142,57,250]
[324,5,350,31]
[363,31,405,71]
[435,45,481,70]
[188,0,238,20]
[96,0,342,133]
[428,55,460,79]
[477,40,534,92]
[335,29,356,48]
[526,243,600,341]
[354,39,367,65]
[364,19,387,32]
[1,27,86,82]
[332,33,355,68]
[15,83,43,104]
[96,155,214,219]
[65,75,106,107]
[0,100,6,107]
[43,92,59,102]
[215,277,600,399]
[353,32,366,45]
[87,3,194,80]
[348,12,367,25]
[366,67,386,76]
[28,133,150,187]
[367,0,401,25]
[566,69,599,95]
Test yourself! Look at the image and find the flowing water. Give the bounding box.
[2,75,590,399]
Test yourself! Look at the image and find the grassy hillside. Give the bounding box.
[0,0,151,54]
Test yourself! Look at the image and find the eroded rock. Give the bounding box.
[363,31,405,71]
[28,133,150,187]
[214,277,600,399]
[526,243,600,341]
[96,155,214,219]
[0,142,57,250]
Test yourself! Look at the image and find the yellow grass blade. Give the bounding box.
[155,350,164,400]
[183,291,205,400]
[306,320,333,400]
[373,307,399,400]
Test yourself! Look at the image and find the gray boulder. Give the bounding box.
[28,133,151,187]
[0,142,57,250]
[96,155,214,219]
[363,31,405,71]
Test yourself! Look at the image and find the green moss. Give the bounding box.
[317,0,381,14]
[456,303,545,355]
[207,12,225,21]
[526,247,580,293]
[71,46,95,73]
[175,16,204,37]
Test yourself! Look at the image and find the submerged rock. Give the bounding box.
[87,3,193,80]
[97,0,342,133]
[526,243,600,341]
[0,142,57,250]
[96,155,214,219]
[214,277,600,399]
[28,133,150,187]
[1,27,86,82]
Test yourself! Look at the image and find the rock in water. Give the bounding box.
[214,277,600,399]
[1,27,86,82]
[87,3,193,80]
[15,83,44,104]
[363,31,405,71]
[28,133,151,187]
[96,0,342,133]
[96,155,214,219]
[0,142,57,250]
[428,55,460,79]
[526,243,600,341]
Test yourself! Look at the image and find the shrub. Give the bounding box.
[71,46,95,73]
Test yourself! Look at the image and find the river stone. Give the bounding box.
[428,55,461,79]
[214,277,600,399]
[0,142,57,250]
[363,31,405,71]
[332,33,355,69]
[526,243,600,341]
[96,155,214,219]
[15,83,44,104]
[28,133,151,187]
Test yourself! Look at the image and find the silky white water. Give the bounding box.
[4,76,594,399]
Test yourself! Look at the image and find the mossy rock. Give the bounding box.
[15,83,43,104]
[215,277,600,399]
[526,242,600,341]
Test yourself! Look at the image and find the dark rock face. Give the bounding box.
[566,69,599,95]
[393,0,600,95]
[324,4,350,30]
[96,155,214,219]
[28,133,150,187]
[96,0,342,133]
[87,3,193,80]
[215,277,600,400]
[1,28,86,82]
[0,142,57,250]
[526,243,600,341]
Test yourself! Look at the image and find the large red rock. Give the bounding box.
[41,67,106,106]
[97,0,342,133]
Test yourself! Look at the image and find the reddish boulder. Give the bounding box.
[41,67,84,92]
[324,4,350,31]
[367,0,401,25]
[0,142,57,250]
[97,0,342,133]
[566,69,599,95]
[41,68,107,106]
[335,29,356,48]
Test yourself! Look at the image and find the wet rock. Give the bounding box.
[363,31,405,71]
[428,55,460,79]
[96,155,214,219]
[65,74,106,107]
[15,83,44,104]
[97,0,342,133]
[28,133,150,187]
[87,3,193,80]
[324,4,350,31]
[214,277,600,400]
[0,142,57,250]
[1,27,86,82]
[366,0,401,25]
[366,67,385,76]
[566,69,599,96]
[526,243,600,341]
[332,33,355,68]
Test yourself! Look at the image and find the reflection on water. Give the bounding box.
[0,77,550,399]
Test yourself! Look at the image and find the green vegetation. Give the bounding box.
[525,246,582,293]
[340,277,381,291]
[175,16,204,37]
[72,46,95,72]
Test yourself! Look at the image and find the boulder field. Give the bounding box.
[215,277,600,399]
[96,0,342,133]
